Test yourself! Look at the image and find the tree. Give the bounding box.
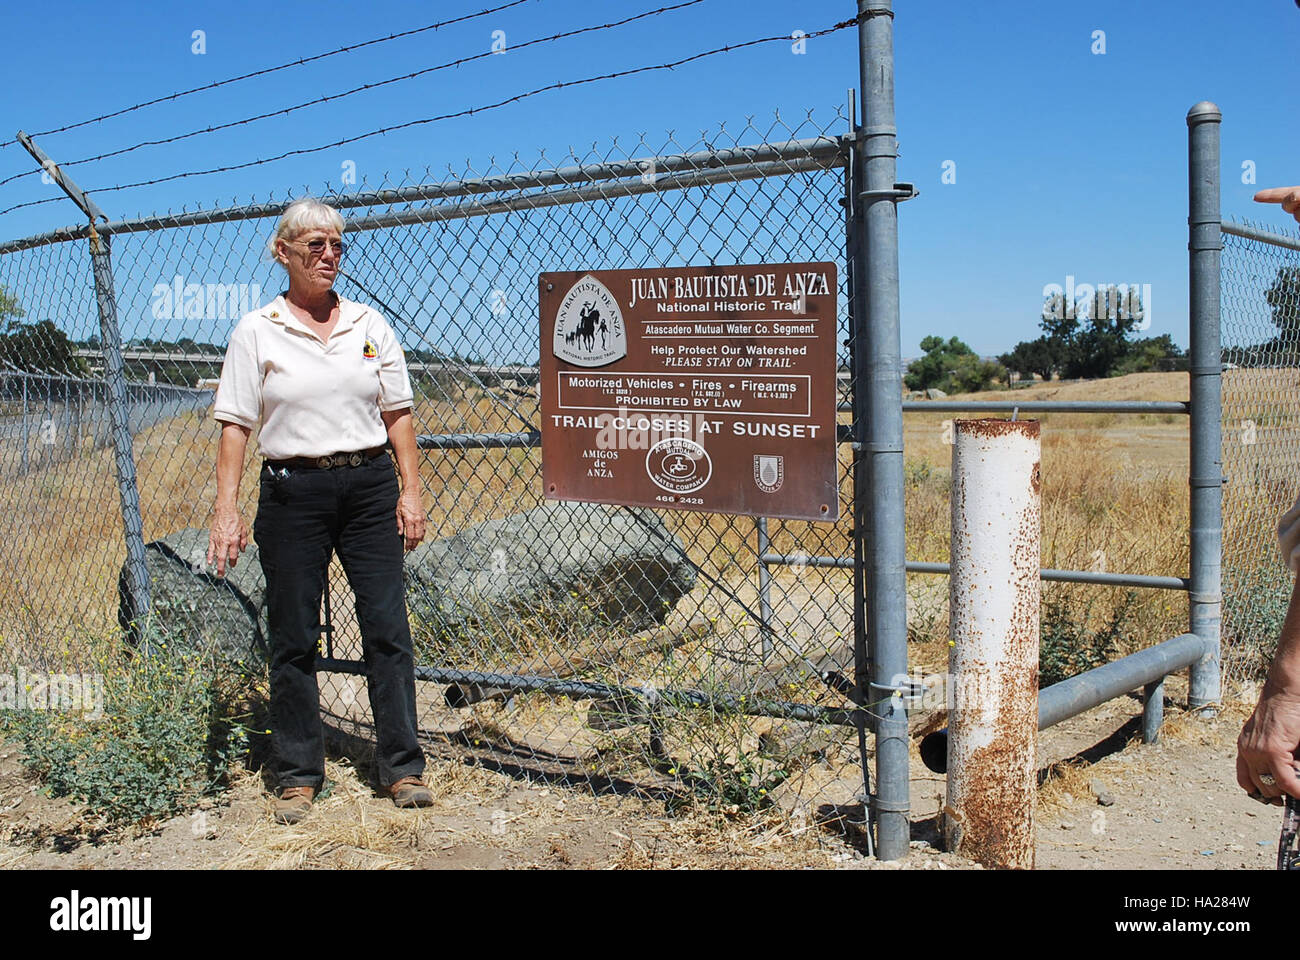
[0,318,87,375]
[947,353,1007,393]
[0,285,22,327]
[1214,266,1300,367]
[1115,334,1186,375]
[1266,265,1300,344]
[906,335,1006,393]
[0,285,88,375]
[1063,311,1141,379]
[999,337,1059,381]
[1000,284,1167,380]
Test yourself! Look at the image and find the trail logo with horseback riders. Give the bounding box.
[553,274,626,367]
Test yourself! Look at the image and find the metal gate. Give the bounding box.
[0,107,886,843]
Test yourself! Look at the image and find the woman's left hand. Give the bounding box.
[396,488,426,551]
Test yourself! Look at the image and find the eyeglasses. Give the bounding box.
[288,238,346,257]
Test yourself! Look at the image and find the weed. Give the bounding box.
[1039,589,1137,688]
[1223,562,1294,682]
[0,626,262,828]
[904,457,933,488]
[666,751,789,815]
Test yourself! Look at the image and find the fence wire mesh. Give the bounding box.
[1221,218,1300,689]
[0,109,878,824]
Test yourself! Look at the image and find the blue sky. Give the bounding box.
[0,0,1297,357]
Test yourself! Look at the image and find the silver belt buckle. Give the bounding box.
[349,452,364,467]
[316,455,333,470]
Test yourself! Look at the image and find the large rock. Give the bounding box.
[119,528,268,664]
[120,503,697,663]
[404,501,696,645]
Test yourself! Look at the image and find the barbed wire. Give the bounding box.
[0,0,705,189]
[0,0,536,151]
[0,15,856,220]
[0,194,64,218]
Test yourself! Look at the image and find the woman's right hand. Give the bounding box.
[207,502,249,577]
[210,420,252,577]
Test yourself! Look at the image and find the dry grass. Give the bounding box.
[209,747,844,870]
[901,375,1190,676]
[1037,758,1113,819]
[0,374,1196,652]
[3,369,1290,872]
[0,371,1277,852]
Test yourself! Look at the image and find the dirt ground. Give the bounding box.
[1030,684,1277,871]
[0,673,1277,870]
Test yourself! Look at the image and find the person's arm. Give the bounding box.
[1237,575,1300,803]
[383,406,426,551]
[207,420,252,576]
[1255,186,1300,224]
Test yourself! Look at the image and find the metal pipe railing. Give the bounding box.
[416,430,539,450]
[761,552,1189,590]
[1222,219,1300,252]
[918,632,1208,774]
[838,399,1189,413]
[346,157,842,233]
[315,657,857,727]
[900,400,1188,414]
[1037,632,1208,730]
[0,137,848,254]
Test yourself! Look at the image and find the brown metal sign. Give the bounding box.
[539,263,839,521]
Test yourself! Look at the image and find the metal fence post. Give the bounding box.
[14,131,152,637]
[857,0,910,861]
[1187,102,1223,712]
[89,227,152,636]
[845,105,877,857]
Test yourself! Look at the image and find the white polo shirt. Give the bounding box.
[213,293,414,460]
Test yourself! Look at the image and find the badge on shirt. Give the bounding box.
[362,338,379,360]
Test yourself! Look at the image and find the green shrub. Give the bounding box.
[904,457,933,488]
[0,631,262,827]
[666,750,789,815]
[1039,589,1136,688]
[1224,562,1295,681]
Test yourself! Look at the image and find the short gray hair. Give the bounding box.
[267,197,345,264]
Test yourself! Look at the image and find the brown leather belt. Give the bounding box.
[265,446,388,470]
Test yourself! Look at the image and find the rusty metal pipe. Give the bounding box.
[943,419,1041,870]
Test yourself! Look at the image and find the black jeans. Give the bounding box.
[254,452,424,792]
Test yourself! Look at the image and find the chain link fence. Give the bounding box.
[1221,217,1300,688]
[0,108,881,826]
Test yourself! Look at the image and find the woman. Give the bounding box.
[206,197,433,824]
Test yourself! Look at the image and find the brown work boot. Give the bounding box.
[389,775,433,808]
[273,785,315,824]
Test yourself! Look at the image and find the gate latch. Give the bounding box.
[860,182,918,203]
